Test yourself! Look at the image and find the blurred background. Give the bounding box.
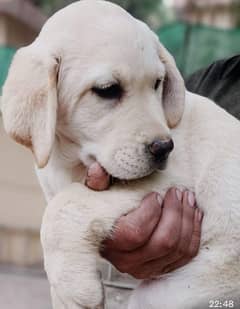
[0,0,240,308]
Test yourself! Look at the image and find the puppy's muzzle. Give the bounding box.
[148,139,174,168]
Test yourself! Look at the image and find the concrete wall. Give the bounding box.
[170,0,239,29]
[182,6,239,28]
[0,14,37,47]
[0,117,45,265]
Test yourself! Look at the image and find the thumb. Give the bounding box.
[85,162,111,191]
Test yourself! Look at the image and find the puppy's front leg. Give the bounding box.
[41,183,141,309]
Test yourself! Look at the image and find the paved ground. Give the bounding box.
[0,269,52,309]
[0,265,133,309]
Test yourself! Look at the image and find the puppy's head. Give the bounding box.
[1,0,185,180]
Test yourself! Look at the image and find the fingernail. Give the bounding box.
[176,189,182,201]
[198,209,204,222]
[157,193,163,206]
[188,191,195,207]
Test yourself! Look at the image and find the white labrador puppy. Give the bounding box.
[2,1,240,308]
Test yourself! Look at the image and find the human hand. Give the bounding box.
[86,163,203,279]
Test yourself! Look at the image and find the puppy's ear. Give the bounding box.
[158,42,185,128]
[1,44,59,168]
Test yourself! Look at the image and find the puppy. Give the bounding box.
[2,1,240,308]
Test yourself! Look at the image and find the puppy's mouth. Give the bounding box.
[110,175,132,185]
[84,141,171,184]
[97,161,164,185]
[85,152,168,188]
[85,161,133,190]
[98,164,135,185]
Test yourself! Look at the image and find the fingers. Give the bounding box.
[129,191,200,279]
[102,192,163,252]
[161,207,204,275]
[187,206,203,258]
[134,188,184,261]
[177,191,196,254]
[160,190,196,265]
[85,162,110,191]
[102,188,204,280]
[102,188,184,273]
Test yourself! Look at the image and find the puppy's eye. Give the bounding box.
[154,79,162,91]
[92,83,123,100]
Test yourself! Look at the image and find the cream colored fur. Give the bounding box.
[2,1,240,308]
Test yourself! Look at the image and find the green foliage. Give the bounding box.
[109,0,160,21]
[157,22,240,77]
[0,47,16,91]
[32,0,73,14]
[31,0,162,24]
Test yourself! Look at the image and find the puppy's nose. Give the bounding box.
[148,139,174,162]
